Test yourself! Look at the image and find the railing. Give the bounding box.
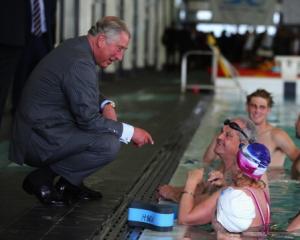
[180,49,247,97]
[180,49,217,93]
[220,55,247,96]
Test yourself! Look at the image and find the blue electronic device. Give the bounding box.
[128,201,175,232]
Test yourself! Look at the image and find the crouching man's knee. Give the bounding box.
[106,135,121,160]
[90,134,121,164]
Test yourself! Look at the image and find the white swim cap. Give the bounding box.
[217,187,255,233]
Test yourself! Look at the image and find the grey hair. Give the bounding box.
[231,116,257,143]
[88,16,130,43]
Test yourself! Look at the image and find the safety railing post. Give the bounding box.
[181,53,188,93]
[180,50,215,93]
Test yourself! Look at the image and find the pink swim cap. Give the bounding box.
[237,143,271,180]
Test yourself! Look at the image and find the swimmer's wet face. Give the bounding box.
[214,120,242,160]
[224,119,253,143]
[247,96,270,126]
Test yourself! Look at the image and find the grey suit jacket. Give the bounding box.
[10,36,123,164]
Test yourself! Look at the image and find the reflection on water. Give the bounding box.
[270,180,300,231]
[267,168,288,181]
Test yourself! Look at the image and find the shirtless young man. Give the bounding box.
[204,89,300,168]
[246,89,299,167]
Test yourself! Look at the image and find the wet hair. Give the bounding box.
[88,16,130,43]
[246,89,274,108]
[234,172,266,189]
[231,116,257,144]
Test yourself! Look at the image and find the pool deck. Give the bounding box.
[0,69,213,240]
[2,69,300,239]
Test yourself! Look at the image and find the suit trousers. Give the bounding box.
[25,130,121,186]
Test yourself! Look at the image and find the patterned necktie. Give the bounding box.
[32,0,42,36]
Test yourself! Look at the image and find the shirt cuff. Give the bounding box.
[100,100,113,112]
[120,123,134,144]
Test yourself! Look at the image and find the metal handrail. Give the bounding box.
[180,49,247,97]
[220,55,247,97]
[180,49,218,93]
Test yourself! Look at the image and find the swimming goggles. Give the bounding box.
[223,119,254,143]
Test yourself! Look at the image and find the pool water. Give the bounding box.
[139,91,300,239]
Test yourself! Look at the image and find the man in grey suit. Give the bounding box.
[10,16,154,206]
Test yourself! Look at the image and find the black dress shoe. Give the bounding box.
[22,176,65,206]
[56,177,102,201]
[77,183,103,200]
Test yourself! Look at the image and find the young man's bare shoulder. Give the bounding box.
[270,126,290,140]
[271,126,288,135]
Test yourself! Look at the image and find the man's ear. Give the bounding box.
[96,34,106,48]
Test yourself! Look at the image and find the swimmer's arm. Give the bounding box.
[203,135,218,165]
[178,169,205,224]
[178,190,220,225]
[291,156,300,180]
[272,128,300,161]
[287,212,300,232]
[158,183,207,203]
[178,169,220,225]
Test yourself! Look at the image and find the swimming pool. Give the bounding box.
[139,89,300,239]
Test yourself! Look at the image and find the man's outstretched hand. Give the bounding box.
[132,127,154,147]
